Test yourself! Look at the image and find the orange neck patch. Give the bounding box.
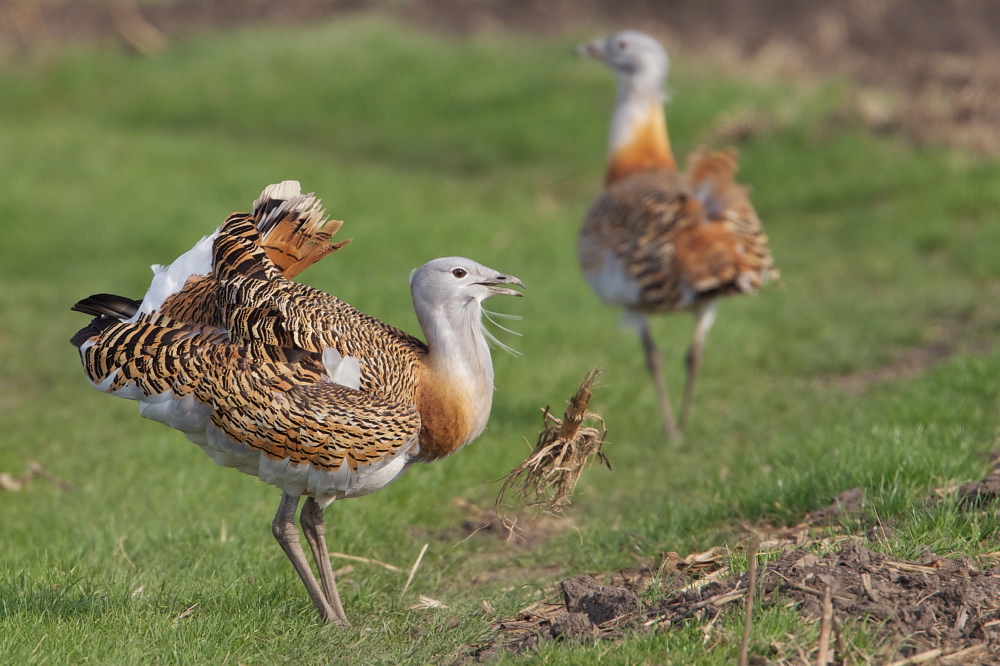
[606,103,676,186]
[415,370,483,460]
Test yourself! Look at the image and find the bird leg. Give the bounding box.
[299,496,349,625]
[638,317,682,439]
[271,492,341,625]
[680,301,718,430]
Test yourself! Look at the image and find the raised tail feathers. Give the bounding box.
[252,180,349,279]
[212,180,347,283]
[674,148,778,298]
[73,182,348,336]
[687,149,748,222]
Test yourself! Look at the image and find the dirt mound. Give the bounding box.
[749,543,1000,662]
[477,541,1000,663]
[958,454,1000,507]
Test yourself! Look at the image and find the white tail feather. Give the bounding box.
[131,231,218,321]
[253,180,303,210]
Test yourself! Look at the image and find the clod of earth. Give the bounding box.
[561,575,641,627]
[958,464,1000,507]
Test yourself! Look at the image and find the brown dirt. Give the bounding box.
[828,342,957,397]
[474,542,1000,664]
[2,1,999,152]
[956,452,1000,508]
[471,468,1000,663]
[823,306,999,396]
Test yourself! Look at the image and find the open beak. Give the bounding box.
[477,273,525,298]
[576,38,606,61]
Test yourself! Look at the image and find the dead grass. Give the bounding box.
[496,369,610,521]
[0,459,72,493]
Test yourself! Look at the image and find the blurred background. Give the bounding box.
[3,0,999,153]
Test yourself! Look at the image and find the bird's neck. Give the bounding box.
[414,300,494,460]
[605,90,676,186]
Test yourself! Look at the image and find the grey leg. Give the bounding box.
[680,301,718,430]
[271,492,339,625]
[300,497,348,625]
[638,316,682,439]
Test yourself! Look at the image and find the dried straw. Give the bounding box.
[497,368,610,517]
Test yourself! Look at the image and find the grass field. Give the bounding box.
[1,15,1000,664]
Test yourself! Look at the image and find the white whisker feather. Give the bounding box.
[481,308,522,356]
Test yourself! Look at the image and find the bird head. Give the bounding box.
[410,257,524,356]
[410,257,524,304]
[577,30,669,98]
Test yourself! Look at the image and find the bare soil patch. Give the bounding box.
[474,541,1000,664]
[957,452,1000,508]
[823,307,999,396]
[471,474,1000,663]
[828,342,957,397]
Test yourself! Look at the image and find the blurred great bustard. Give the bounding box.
[70,181,523,625]
[576,31,778,438]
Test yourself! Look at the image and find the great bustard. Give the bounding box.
[70,181,523,625]
[577,30,778,438]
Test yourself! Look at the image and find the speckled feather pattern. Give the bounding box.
[80,310,420,472]
[580,154,777,315]
[74,191,439,500]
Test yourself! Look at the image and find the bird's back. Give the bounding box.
[157,191,429,407]
[579,151,778,314]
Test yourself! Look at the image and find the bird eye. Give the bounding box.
[451,268,468,278]
[617,40,627,50]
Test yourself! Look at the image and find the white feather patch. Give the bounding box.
[584,248,641,307]
[321,348,362,390]
[130,230,218,321]
[253,180,302,211]
[138,391,212,433]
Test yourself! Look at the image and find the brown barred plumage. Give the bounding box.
[70,181,522,625]
[578,32,778,437]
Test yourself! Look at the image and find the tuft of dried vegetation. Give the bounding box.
[496,369,610,519]
[0,459,72,493]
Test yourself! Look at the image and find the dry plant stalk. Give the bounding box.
[0,460,72,493]
[738,537,759,666]
[497,368,610,517]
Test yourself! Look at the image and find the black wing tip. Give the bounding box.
[71,293,141,319]
[70,293,141,348]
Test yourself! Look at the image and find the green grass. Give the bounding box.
[1,15,999,664]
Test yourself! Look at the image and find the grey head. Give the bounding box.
[410,256,524,359]
[577,30,670,97]
[409,257,524,305]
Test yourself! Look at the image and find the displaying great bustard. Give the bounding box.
[70,181,523,625]
[577,30,778,438]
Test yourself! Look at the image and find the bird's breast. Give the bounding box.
[415,369,490,460]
